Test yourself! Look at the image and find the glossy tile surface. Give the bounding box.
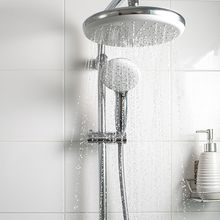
[65,70,171,141]
[171,1,220,70]
[0,70,63,141]
[64,141,99,212]
[172,70,220,141]
[65,141,171,212]
[0,0,64,69]
[64,70,98,141]
[0,142,64,212]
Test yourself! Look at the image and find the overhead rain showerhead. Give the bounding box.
[102,58,140,92]
[83,6,185,47]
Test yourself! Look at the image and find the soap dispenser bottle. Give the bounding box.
[196,129,220,199]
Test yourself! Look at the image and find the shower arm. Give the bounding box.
[105,0,139,10]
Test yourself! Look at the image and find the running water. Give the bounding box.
[89,20,178,47]
[67,41,98,212]
[69,21,177,219]
[100,24,172,219]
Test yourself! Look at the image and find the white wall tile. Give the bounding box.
[105,70,171,141]
[0,142,64,212]
[0,0,64,70]
[172,142,220,212]
[66,213,171,220]
[65,141,171,212]
[65,69,171,142]
[107,141,171,212]
[171,1,220,70]
[65,0,110,70]
[64,70,98,141]
[0,70,63,141]
[0,214,64,220]
[64,141,99,212]
[127,70,171,141]
[140,0,170,8]
[172,70,220,141]
[173,212,220,220]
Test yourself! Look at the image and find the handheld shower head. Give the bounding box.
[102,58,140,134]
[102,58,140,93]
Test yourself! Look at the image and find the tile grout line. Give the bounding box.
[174,69,220,72]
[63,0,66,218]
[0,69,219,72]
[0,69,64,72]
[170,0,173,215]
[170,34,173,220]
[1,211,220,214]
[156,0,220,1]
[2,140,220,143]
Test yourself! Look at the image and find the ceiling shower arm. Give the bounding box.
[105,0,139,10]
[105,0,125,10]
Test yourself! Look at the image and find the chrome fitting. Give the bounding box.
[87,130,127,144]
[128,0,139,7]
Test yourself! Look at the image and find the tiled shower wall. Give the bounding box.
[0,0,220,220]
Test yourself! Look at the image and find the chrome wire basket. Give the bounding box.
[185,179,220,203]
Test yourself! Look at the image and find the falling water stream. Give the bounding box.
[69,22,180,220]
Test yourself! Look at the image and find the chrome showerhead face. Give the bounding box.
[102,58,140,92]
[83,6,185,47]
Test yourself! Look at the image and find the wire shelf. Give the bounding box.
[185,179,220,203]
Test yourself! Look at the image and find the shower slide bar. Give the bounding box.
[92,1,139,220]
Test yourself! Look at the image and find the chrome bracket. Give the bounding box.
[185,179,220,203]
[128,0,139,6]
[74,53,108,71]
[87,130,127,144]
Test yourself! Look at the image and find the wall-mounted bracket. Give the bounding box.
[87,130,127,144]
[185,179,220,202]
[184,160,220,202]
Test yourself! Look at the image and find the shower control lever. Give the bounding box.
[87,130,127,144]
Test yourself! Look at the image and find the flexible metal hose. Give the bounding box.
[115,93,129,220]
[118,142,129,220]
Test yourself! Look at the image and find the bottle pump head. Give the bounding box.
[196,129,217,152]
